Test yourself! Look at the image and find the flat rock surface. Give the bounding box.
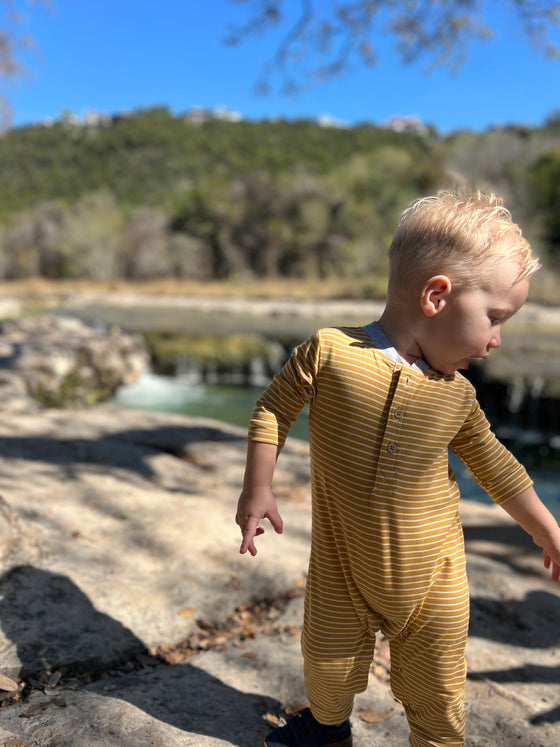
[0,405,558,746]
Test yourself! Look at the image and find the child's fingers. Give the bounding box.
[268,508,284,535]
[239,515,262,555]
[246,528,265,556]
[240,523,280,554]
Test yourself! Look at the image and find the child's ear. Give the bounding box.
[420,275,452,317]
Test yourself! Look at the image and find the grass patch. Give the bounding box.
[0,275,389,302]
[0,268,559,305]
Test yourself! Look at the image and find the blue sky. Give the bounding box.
[6,0,560,133]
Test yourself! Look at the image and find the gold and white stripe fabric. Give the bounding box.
[248,325,532,746]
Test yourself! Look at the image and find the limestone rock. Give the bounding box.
[0,494,45,573]
[0,315,149,409]
[0,406,557,746]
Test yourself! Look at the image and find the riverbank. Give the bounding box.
[0,405,558,746]
[3,281,560,379]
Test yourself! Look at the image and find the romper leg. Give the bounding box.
[388,560,470,747]
[301,562,378,725]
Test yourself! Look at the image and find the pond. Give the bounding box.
[113,372,560,522]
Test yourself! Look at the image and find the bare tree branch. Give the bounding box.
[225,0,560,94]
[0,0,48,126]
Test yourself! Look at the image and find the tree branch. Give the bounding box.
[225,0,560,94]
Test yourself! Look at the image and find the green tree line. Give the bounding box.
[0,106,559,282]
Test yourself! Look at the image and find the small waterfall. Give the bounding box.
[491,374,558,467]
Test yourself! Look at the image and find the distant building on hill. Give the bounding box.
[316,114,348,129]
[185,106,243,125]
[382,114,428,135]
[57,108,113,129]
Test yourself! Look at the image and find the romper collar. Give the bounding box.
[362,321,430,371]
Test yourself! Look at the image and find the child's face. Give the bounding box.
[420,258,530,375]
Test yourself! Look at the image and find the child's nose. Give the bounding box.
[488,330,501,349]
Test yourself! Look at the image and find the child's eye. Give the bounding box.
[489,316,500,326]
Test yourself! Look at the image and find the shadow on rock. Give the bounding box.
[470,589,560,649]
[470,663,560,685]
[463,521,543,576]
[468,663,560,724]
[0,423,244,480]
[86,661,279,746]
[0,566,278,746]
[531,705,560,725]
[464,522,536,551]
[0,566,149,676]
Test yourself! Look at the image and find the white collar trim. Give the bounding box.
[362,321,430,371]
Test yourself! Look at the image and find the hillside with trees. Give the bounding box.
[0,107,559,285]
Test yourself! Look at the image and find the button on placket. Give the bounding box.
[377,367,407,476]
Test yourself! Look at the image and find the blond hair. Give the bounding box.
[387,190,540,301]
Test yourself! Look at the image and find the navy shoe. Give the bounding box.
[261,707,352,747]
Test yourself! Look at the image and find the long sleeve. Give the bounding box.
[248,333,320,446]
[450,397,533,505]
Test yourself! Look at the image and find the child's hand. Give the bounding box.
[235,487,283,556]
[532,514,560,583]
[502,488,560,583]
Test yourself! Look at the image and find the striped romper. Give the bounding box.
[247,324,533,747]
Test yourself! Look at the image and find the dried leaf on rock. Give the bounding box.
[0,675,19,692]
[26,678,43,690]
[359,708,392,723]
[20,701,48,718]
[47,671,62,688]
[155,583,306,665]
[263,712,283,727]
[160,650,187,665]
[136,653,162,667]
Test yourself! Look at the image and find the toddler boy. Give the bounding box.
[236,191,560,747]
